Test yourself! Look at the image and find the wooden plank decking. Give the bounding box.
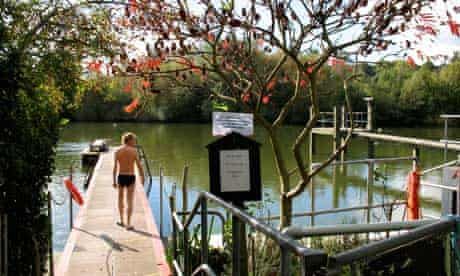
[56,150,171,276]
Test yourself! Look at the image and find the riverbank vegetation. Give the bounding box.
[74,56,460,126]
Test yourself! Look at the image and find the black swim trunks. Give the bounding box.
[118,174,136,187]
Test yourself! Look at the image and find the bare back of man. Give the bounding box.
[113,133,144,230]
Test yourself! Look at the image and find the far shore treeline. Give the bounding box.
[74,55,460,127]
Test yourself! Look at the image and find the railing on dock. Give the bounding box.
[169,189,460,275]
[136,145,154,196]
[419,155,460,218]
[265,156,416,225]
[169,191,328,276]
[283,217,458,275]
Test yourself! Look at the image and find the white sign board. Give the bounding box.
[212,112,253,136]
[219,150,250,192]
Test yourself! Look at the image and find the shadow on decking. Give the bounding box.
[74,227,140,252]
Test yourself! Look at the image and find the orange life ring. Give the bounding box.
[64,178,84,206]
[406,170,420,220]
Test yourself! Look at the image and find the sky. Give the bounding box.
[183,0,460,64]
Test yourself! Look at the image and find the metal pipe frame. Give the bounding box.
[421,181,458,191]
[329,218,456,266]
[176,210,226,239]
[420,159,459,176]
[262,201,407,221]
[354,131,460,151]
[170,192,328,275]
[312,156,414,168]
[283,219,436,239]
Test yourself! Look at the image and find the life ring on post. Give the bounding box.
[64,178,84,206]
[406,170,420,220]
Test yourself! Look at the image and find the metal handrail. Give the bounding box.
[136,145,153,196]
[329,217,456,266]
[263,201,407,221]
[176,210,226,238]
[420,159,459,176]
[312,156,415,168]
[170,191,328,275]
[283,219,436,238]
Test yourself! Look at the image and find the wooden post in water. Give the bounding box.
[309,107,316,156]
[367,161,374,225]
[412,148,420,170]
[69,165,73,229]
[310,174,315,226]
[333,106,341,161]
[340,105,347,168]
[159,166,164,238]
[181,165,189,225]
[364,97,375,158]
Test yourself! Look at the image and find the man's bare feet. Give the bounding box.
[126,225,134,231]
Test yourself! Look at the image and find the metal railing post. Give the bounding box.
[232,213,241,276]
[333,106,341,160]
[184,228,190,276]
[280,247,291,276]
[311,173,315,226]
[69,165,73,229]
[444,117,448,161]
[48,192,54,276]
[169,195,178,262]
[201,198,209,267]
[182,166,189,225]
[159,166,164,238]
[367,161,374,225]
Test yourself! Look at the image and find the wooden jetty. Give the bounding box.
[56,150,170,276]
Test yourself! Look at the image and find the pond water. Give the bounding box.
[50,122,460,251]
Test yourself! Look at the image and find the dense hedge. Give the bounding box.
[0,50,63,274]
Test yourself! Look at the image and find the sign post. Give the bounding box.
[207,132,262,276]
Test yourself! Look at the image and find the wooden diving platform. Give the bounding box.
[57,150,171,276]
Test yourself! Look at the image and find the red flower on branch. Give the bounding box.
[448,20,460,37]
[407,56,416,68]
[124,98,139,113]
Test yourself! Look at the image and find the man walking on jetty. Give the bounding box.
[113,132,144,230]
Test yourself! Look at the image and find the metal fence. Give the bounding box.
[0,213,7,276]
[283,217,459,275]
[169,191,328,276]
[169,189,460,275]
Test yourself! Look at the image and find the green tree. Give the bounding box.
[0,1,114,274]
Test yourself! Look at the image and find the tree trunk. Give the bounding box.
[266,128,292,228]
[280,179,292,228]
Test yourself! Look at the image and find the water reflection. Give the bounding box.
[50,123,459,251]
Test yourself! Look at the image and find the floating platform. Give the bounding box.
[80,139,109,166]
[57,150,171,276]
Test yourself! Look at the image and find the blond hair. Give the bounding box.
[121,132,136,144]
